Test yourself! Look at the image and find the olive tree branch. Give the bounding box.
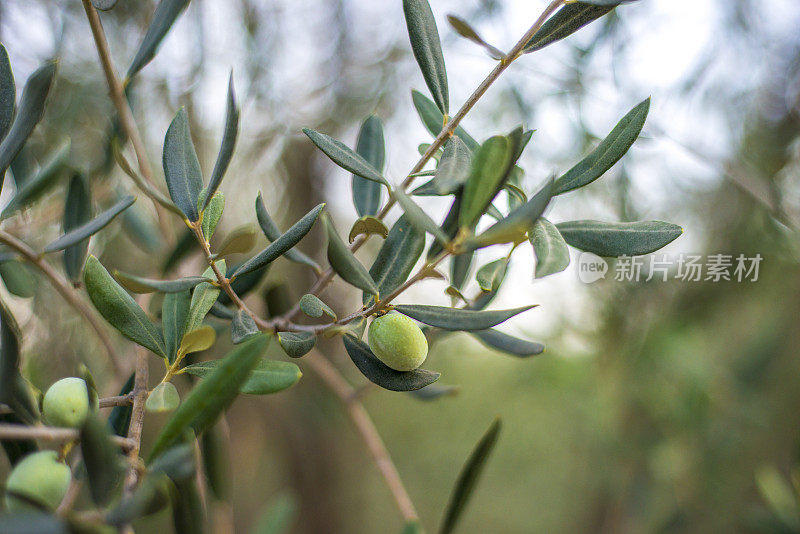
[0,395,133,416]
[303,349,419,522]
[281,0,566,320]
[0,230,124,374]
[0,424,136,450]
[123,346,149,494]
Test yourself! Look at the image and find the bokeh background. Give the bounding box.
[1,0,800,532]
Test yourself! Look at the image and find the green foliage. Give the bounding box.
[182,357,301,395]
[447,15,504,60]
[204,74,239,209]
[394,304,535,331]
[62,174,92,282]
[114,272,211,294]
[303,128,388,186]
[231,310,259,343]
[368,216,426,302]
[163,108,203,222]
[556,220,683,257]
[529,217,570,278]
[44,195,135,252]
[403,0,449,115]
[470,329,544,358]
[349,216,389,243]
[255,193,322,273]
[277,331,316,358]
[0,44,14,142]
[80,415,124,505]
[299,293,337,320]
[343,334,440,391]
[523,2,618,53]
[146,382,181,412]
[352,116,386,217]
[393,187,449,244]
[127,0,192,79]
[1,142,70,218]
[323,213,379,295]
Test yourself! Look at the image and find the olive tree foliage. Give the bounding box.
[0,0,680,532]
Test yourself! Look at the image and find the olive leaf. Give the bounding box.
[403,0,449,115]
[201,191,224,240]
[0,44,14,142]
[84,255,167,358]
[163,108,203,222]
[553,98,650,195]
[163,290,191,364]
[299,294,336,320]
[232,203,325,278]
[440,418,502,534]
[412,90,478,150]
[451,252,474,291]
[556,220,683,257]
[0,300,39,425]
[393,187,449,245]
[182,357,301,395]
[416,136,471,196]
[352,116,385,217]
[108,374,134,437]
[348,216,389,243]
[80,415,125,506]
[114,272,211,294]
[146,382,180,413]
[184,264,223,334]
[394,304,535,331]
[476,259,508,292]
[177,324,215,358]
[459,135,516,229]
[216,226,258,258]
[203,73,239,209]
[323,213,378,295]
[523,2,617,53]
[342,335,440,392]
[446,15,504,59]
[529,217,570,278]
[367,215,426,303]
[303,128,388,186]
[1,141,70,218]
[0,60,56,189]
[149,334,269,459]
[92,0,119,10]
[410,383,459,401]
[44,195,136,253]
[219,262,269,305]
[255,193,322,274]
[127,0,192,79]
[470,329,544,357]
[231,310,259,344]
[277,331,316,358]
[62,174,92,282]
[0,261,36,298]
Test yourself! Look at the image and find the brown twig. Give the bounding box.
[0,423,136,450]
[0,230,124,374]
[0,395,132,415]
[124,347,149,494]
[304,350,418,522]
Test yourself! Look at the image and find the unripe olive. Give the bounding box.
[42,377,91,428]
[367,312,428,371]
[4,451,71,512]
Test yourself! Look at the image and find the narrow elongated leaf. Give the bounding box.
[146,382,180,412]
[108,374,134,437]
[203,74,238,209]
[163,108,203,222]
[426,136,471,195]
[0,261,36,298]
[342,335,440,392]
[277,331,316,358]
[0,44,14,142]
[410,383,459,401]
[182,357,300,395]
[255,193,322,273]
[231,310,258,344]
[127,0,192,79]
[44,195,135,253]
[394,304,534,331]
[352,116,385,217]
[323,214,378,295]
[93,0,120,10]
[530,217,569,278]
[62,174,92,282]
[1,142,70,218]
[348,216,388,243]
[216,226,257,258]
[556,220,683,256]
[368,216,425,303]
[201,425,228,500]
[404,0,449,115]
[523,2,616,53]
[201,191,224,240]
[299,294,336,320]
[184,264,223,334]
[412,91,478,150]
[84,256,167,358]
[163,290,190,364]
[218,262,268,305]
[471,329,544,357]
[177,325,215,358]
[234,203,324,278]
[0,60,56,188]
[149,335,269,459]
[80,415,125,506]
[464,180,552,251]
[447,15,504,59]
[451,252,474,291]
[303,128,387,186]
[393,188,449,244]
[440,419,501,534]
[459,136,515,228]
[428,195,462,259]
[0,301,39,426]
[114,272,210,294]
[553,99,650,195]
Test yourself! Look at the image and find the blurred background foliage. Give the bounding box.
[1,0,800,532]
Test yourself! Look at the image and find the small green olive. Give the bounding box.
[367,311,428,371]
[42,377,91,428]
[4,451,71,513]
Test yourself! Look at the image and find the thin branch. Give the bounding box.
[0,230,124,374]
[304,350,418,522]
[0,395,133,415]
[0,424,136,450]
[124,347,149,494]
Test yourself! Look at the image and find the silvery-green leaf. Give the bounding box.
[80,415,125,506]
[323,214,378,295]
[1,141,70,218]
[127,0,192,79]
[352,116,385,217]
[201,191,224,241]
[298,294,336,320]
[181,356,300,396]
[277,331,316,358]
[177,325,215,358]
[216,226,258,258]
[475,259,508,292]
[556,220,683,257]
[412,90,478,150]
[255,193,321,274]
[428,136,471,195]
[470,329,544,357]
[0,44,14,142]
[62,174,92,282]
[529,217,569,278]
[145,382,180,413]
[303,128,388,186]
[523,2,616,53]
[403,0,449,115]
[342,335,440,392]
[44,195,136,252]
[553,99,650,195]
[231,310,259,344]
[446,15,504,59]
[394,304,534,331]
[184,263,223,334]
[0,261,35,298]
[451,252,473,291]
[459,136,515,229]
[92,0,120,11]
[163,108,203,222]
[367,215,425,303]
[393,187,449,245]
[409,383,459,401]
[163,290,190,364]
[114,272,211,294]
[201,74,238,210]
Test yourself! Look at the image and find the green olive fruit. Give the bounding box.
[4,451,71,513]
[42,377,91,428]
[367,312,428,371]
